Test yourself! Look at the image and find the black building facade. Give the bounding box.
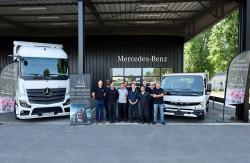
[0,35,184,90]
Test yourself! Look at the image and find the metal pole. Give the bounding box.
[237,0,250,122]
[78,0,85,74]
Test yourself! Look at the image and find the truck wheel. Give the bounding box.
[14,104,19,120]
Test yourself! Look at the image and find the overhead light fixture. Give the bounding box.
[138,14,161,17]
[135,21,156,24]
[51,22,70,26]
[38,16,60,19]
[20,7,47,11]
[139,4,169,8]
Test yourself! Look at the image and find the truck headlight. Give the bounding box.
[195,102,204,110]
[63,98,70,106]
[19,100,31,108]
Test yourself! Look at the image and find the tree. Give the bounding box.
[43,68,50,76]
[184,29,215,79]
[184,10,239,79]
[208,11,238,73]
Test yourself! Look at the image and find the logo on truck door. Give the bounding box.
[43,88,52,96]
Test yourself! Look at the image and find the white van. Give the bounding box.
[13,41,70,119]
[161,73,211,120]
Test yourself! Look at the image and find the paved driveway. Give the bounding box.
[1,123,250,163]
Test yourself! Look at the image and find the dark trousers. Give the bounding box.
[104,99,109,120]
[140,104,150,123]
[121,100,129,120]
[129,103,139,121]
[108,101,117,123]
[118,103,127,121]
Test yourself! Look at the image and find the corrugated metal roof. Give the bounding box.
[0,0,239,41]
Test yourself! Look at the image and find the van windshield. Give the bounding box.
[161,76,204,96]
[21,57,68,80]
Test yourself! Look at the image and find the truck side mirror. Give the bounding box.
[24,60,28,66]
[206,83,212,94]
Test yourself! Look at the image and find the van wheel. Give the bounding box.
[206,102,209,112]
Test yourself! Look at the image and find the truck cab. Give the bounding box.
[161,73,211,120]
[14,41,70,119]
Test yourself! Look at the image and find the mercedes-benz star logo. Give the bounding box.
[43,87,52,96]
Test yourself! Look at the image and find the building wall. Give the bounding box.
[0,36,184,90]
[210,74,227,91]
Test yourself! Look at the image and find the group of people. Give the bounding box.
[92,79,165,125]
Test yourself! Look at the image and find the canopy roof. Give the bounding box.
[0,0,239,41]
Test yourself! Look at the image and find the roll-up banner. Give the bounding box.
[0,61,18,113]
[225,50,250,105]
[70,74,92,125]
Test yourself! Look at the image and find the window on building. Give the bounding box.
[111,68,173,89]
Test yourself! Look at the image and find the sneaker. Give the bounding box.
[96,121,99,124]
[130,120,134,123]
[141,122,144,124]
[152,122,156,125]
[161,122,166,125]
[101,121,105,124]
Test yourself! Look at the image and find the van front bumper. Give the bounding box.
[164,108,205,117]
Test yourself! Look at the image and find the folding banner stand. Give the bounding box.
[219,50,250,123]
[70,74,92,126]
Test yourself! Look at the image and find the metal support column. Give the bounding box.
[236,0,250,122]
[78,0,85,74]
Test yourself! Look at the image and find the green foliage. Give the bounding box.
[184,11,239,78]
[208,11,238,73]
[184,29,215,79]
[43,68,50,76]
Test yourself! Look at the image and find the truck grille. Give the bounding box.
[164,101,200,106]
[27,88,66,104]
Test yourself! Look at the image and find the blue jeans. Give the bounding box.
[154,104,164,123]
[95,100,104,122]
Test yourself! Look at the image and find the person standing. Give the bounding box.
[104,79,111,121]
[92,80,106,124]
[132,80,140,92]
[124,81,130,120]
[142,80,151,93]
[128,83,140,123]
[106,83,119,124]
[118,83,128,122]
[149,82,155,122]
[152,83,166,125]
[139,86,151,124]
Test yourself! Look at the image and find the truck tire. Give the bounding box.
[14,104,19,120]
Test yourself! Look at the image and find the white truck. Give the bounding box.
[161,73,211,120]
[13,41,70,119]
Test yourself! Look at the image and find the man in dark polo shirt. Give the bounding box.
[104,79,111,121]
[106,83,119,124]
[92,80,106,124]
[152,82,166,125]
[142,80,151,93]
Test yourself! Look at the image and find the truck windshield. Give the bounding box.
[21,57,68,80]
[161,76,204,96]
